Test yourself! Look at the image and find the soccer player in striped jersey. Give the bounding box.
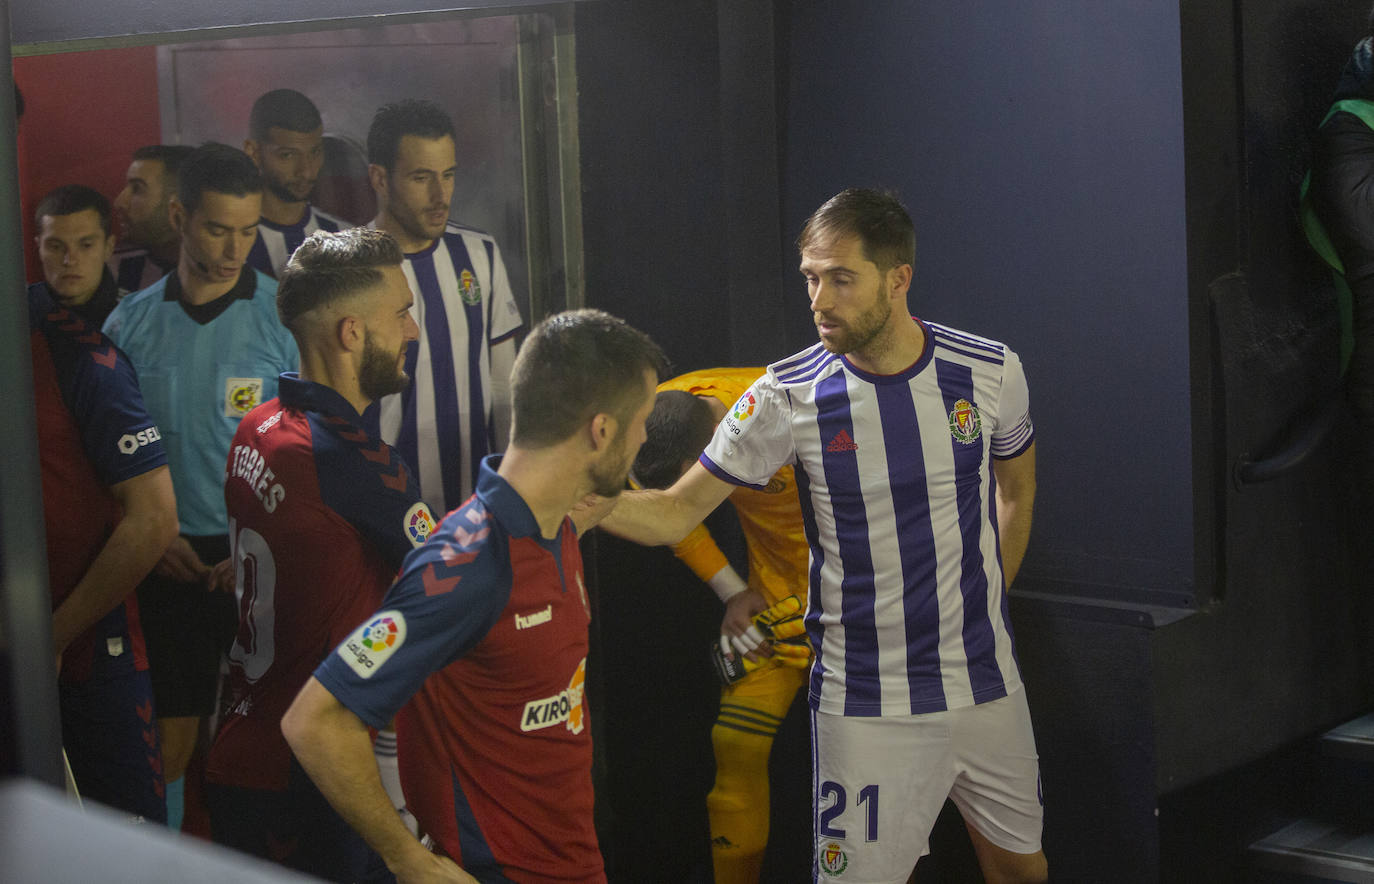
[110,145,193,293]
[592,189,1047,883]
[361,98,523,820]
[365,99,523,516]
[243,89,349,279]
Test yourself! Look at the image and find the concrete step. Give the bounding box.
[1249,818,1374,883]
[1322,714,1374,764]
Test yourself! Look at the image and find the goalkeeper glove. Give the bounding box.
[712,595,811,685]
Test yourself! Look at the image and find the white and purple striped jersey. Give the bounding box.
[700,319,1035,718]
[374,221,524,515]
[247,205,349,279]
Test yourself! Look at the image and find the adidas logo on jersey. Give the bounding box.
[826,429,858,452]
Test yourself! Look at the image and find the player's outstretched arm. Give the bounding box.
[282,678,477,884]
[597,461,735,546]
[51,464,178,659]
[992,442,1037,588]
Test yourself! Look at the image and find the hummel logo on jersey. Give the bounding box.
[515,604,552,630]
[826,429,858,452]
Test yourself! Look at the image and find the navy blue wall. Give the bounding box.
[779,0,1194,606]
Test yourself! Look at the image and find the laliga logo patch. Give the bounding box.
[405,502,437,548]
[947,398,982,444]
[225,377,264,418]
[723,390,757,438]
[458,269,482,305]
[339,611,407,679]
[819,841,849,876]
[732,391,756,422]
[520,658,587,734]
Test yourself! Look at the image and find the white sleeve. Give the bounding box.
[701,373,794,488]
[991,346,1034,458]
[487,238,523,342]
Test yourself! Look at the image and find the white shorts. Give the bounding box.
[811,688,1043,883]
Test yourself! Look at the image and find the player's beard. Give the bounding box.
[264,171,314,206]
[359,331,410,401]
[817,283,892,356]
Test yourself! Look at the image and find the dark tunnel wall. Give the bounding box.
[776,0,1196,608]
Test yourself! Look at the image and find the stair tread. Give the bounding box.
[1250,819,1374,882]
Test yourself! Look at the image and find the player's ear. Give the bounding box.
[168,198,186,236]
[588,412,616,452]
[367,164,388,199]
[242,139,260,166]
[887,263,913,300]
[337,314,364,353]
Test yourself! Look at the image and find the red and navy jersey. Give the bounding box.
[209,373,436,792]
[315,456,602,884]
[28,286,167,683]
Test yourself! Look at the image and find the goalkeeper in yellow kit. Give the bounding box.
[631,368,812,884]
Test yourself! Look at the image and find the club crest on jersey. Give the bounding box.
[947,398,982,444]
[405,502,437,548]
[340,611,407,679]
[458,269,482,305]
[225,377,264,418]
[520,658,587,735]
[819,841,849,876]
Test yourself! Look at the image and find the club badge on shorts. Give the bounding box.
[819,841,849,876]
[225,377,264,418]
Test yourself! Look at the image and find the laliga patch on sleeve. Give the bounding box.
[339,611,407,679]
[404,502,437,548]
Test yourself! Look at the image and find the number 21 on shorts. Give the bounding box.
[818,779,879,841]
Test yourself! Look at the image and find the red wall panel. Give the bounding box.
[14,47,161,282]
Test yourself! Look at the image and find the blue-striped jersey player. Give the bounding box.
[592,189,1047,884]
[243,89,350,279]
[364,98,524,517]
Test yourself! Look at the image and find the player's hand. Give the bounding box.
[752,595,811,670]
[207,557,235,594]
[571,493,619,535]
[154,536,210,584]
[720,589,768,661]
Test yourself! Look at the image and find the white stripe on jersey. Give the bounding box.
[703,319,1034,718]
[376,221,523,514]
[250,205,349,278]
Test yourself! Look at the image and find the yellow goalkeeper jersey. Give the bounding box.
[662,368,810,606]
